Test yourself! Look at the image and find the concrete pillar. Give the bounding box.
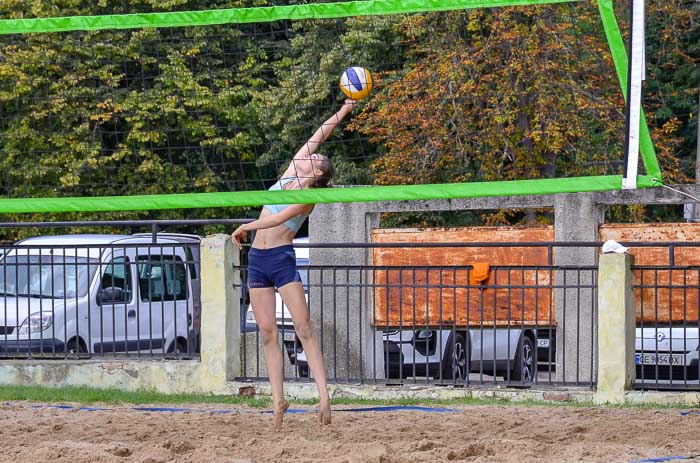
[199,234,240,385]
[595,253,635,404]
[309,202,385,382]
[554,194,600,384]
[364,212,383,381]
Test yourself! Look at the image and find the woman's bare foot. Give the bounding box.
[273,399,290,431]
[318,399,331,425]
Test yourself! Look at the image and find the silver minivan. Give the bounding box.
[0,233,200,356]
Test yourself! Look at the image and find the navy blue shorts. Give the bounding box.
[247,245,302,289]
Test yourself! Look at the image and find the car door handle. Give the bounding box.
[127,309,136,318]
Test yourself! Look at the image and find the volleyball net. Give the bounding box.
[0,0,661,214]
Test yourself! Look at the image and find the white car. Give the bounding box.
[0,233,200,357]
[381,327,550,384]
[635,327,700,386]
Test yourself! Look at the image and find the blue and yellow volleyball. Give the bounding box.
[339,67,373,100]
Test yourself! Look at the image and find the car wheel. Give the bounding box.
[167,339,189,357]
[441,333,469,381]
[66,338,87,356]
[511,336,534,384]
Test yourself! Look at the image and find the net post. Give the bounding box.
[622,0,646,190]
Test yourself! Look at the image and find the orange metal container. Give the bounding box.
[600,223,700,324]
[371,223,700,327]
[371,227,554,328]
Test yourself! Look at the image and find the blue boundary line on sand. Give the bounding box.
[14,403,460,414]
[629,456,698,463]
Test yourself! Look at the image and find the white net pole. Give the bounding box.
[622,0,646,190]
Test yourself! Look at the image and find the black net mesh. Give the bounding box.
[0,3,627,201]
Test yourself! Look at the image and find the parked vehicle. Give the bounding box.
[381,326,554,384]
[259,230,556,383]
[635,326,699,384]
[0,233,200,357]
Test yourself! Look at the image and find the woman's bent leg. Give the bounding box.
[278,282,331,425]
[250,287,289,430]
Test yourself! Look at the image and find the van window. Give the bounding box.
[100,257,133,303]
[137,255,188,302]
[0,255,98,299]
[183,245,197,280]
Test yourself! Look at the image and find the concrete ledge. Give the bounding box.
[232,382,700,407]
[624,390,700,407]
[4,361,700,408]
[0,360,231,395]
[231,381,595,404]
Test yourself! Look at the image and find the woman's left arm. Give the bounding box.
[231,204,313,249]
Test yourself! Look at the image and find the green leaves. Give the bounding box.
[0,0,696,232]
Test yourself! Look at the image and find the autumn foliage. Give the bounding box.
[0,0,697,233]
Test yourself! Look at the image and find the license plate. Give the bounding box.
[282,331,296,342]
[635,353,685,366]
[537,339,550,348]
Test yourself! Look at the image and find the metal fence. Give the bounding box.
[3,222,699,393]
[238,242,599,388]
[0,232,202,359]
[0,219,255,360]
[632,243,700,390]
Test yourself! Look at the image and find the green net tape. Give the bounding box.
[0,176,661,214]
[0,0,576,34]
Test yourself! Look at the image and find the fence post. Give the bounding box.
[595,252,635,404]
[199,234,240,388]
[309,203,384,382]
[554,193,601,384]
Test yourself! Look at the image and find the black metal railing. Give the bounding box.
[237,242,599,388]
[4,221,700,393]
[631,243,700,391]
[0,239,201,360]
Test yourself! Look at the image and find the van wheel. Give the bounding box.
[167,340,189,357]
[511,336,534,385]
[66,338,87,356]
[441,333,469,381]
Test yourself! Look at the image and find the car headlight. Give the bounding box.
[18,312,54,335]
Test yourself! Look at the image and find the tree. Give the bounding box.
[352,5,629,188]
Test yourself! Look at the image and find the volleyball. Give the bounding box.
[339,67,373,100]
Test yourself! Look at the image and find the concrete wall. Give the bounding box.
[310,192,602,381]
[553,194,600,384]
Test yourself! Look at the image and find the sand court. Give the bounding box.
[0,401,699,463]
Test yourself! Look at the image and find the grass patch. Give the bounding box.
[0,385,555,409]
[0,385,696,410]
[0,385,269,408]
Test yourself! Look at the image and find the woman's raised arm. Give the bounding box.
[282,99,356,179]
